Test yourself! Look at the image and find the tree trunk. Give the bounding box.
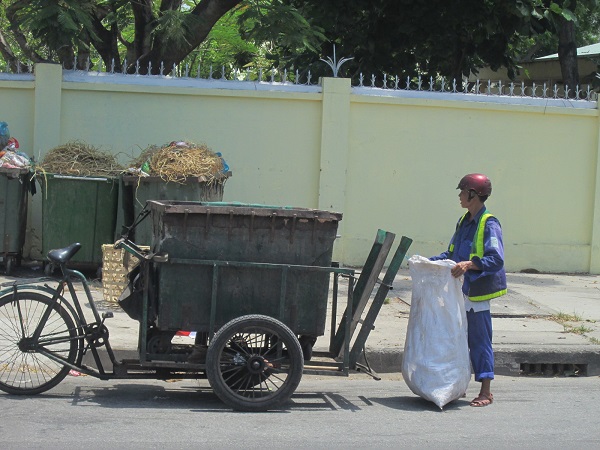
[557,16,579,94]
[130,0,242,75]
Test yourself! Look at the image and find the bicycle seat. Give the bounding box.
[47,243,82,264]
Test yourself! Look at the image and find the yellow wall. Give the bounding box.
[344,96,599,273]
[1,64,599,273]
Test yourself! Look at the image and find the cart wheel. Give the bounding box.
[206,314,304,412]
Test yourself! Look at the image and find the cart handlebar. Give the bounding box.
[114,237,168,263]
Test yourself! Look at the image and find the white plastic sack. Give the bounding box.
[402,255,471,409]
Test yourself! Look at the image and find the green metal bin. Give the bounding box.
[0,168,30,274]
[121,173,230,246]
[40,174,119,267]
[147,200,342,337]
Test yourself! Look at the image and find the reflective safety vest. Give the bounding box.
[448,210,507,301]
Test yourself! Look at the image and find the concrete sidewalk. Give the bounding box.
[364,269,600,376]
[2,264,600,376]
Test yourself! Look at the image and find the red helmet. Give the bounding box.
[457,173,492,196]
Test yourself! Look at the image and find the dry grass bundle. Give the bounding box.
[39,141,123,177]
[134,141,225,183]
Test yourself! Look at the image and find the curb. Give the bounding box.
[361,346,600,377]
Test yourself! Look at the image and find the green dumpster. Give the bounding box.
[121,173,230,245]
[147,200,342,337]
[0,168,30,274]
[40,174,119,268]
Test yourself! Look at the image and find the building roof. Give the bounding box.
[536,42,600,61]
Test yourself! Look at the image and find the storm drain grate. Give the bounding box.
[520,363,587,377]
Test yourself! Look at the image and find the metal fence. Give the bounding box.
[1,58,597,104]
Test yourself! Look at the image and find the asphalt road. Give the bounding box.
[1,374,599,449]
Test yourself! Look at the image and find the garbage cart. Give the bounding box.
[0,198,413,412]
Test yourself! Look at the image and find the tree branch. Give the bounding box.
[130,0,156,60]
[6,0,50,63]
[0,30,19,72]
[131,0,243,74]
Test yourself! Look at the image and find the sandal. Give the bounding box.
[470,392,493,407]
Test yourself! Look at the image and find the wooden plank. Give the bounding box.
[349,236,413,368]
[330,229,395,356]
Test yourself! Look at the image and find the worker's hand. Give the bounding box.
[451,260,476,278]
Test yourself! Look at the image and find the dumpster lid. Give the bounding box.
[147,200,343,221]
[37,172,118,181]
[122,172,231,184]
[0,167,30,175]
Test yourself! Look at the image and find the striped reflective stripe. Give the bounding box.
[470,213,493,259]
[469,212,505,301]
[469,289,507,301]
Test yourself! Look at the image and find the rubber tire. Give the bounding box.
[206,314,303,412]
[0,292,81,395]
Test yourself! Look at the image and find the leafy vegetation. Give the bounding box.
[0,0,598,86]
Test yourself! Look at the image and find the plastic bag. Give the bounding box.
[118,263,157,324]
[402,255,471,409]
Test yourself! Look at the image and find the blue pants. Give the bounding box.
[466,309,494,381]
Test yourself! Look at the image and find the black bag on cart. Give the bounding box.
[118,263,157,323]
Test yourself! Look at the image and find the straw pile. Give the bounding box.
[133,141,225,183]
[39,141,123,177]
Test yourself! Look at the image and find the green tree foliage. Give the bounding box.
[284,0,599,86]
[0,0,325,76]
[0,0,255,73]
[0,0,597,86]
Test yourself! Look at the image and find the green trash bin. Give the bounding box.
[121,173,231,246]
[0,168,30,274]
[39,173,119,270]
